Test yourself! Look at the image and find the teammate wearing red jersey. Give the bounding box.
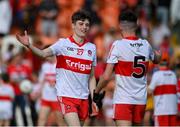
[93,11,161,126]
[16,10,98,126]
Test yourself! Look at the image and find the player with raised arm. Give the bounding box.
[16,10,98,126]
[93,11,161,126]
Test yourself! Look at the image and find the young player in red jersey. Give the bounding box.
[16,10,98,126]
[93,11,161,126]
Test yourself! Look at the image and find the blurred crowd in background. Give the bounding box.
[0,0,180,126]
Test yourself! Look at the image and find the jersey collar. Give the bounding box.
[159,67,169,71]
[124,36,138,40]
[69,36,88,47]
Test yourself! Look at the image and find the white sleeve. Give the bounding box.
[149,72,158,91]
[107,41,119,64]
[49,39,64,55]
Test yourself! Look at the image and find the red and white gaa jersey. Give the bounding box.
[39,62,57,101]
[50,37,96,99]
[0,83,14,119]
[177,78,180,112]
[107,37,155,104]
[149,69,177,115]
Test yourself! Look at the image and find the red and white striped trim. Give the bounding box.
[68,36,88,47]
[154,85,177,96]
[0,96,13,101]
[124,36,139,40]
[56,55,92,74]
[114,60,149,76]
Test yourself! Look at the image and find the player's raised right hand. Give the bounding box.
[16,30,30,47]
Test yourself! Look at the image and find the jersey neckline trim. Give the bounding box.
[68,36,88,47]
[159,67,170,71]
[124,36,138,40]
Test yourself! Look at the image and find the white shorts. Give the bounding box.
[0,102,13,120]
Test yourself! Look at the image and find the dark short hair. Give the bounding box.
[72,10,91,24]
[119,10,137,23]
[1,73,9,83]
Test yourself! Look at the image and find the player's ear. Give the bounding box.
[72,23,75,30]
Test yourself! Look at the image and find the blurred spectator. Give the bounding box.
[170,0,180,43]
[159,35,174,67]
[20,1,39,34]
[120,0,139,12]
[0,73,14,126]
[83,0,101,25]
[88,24,102,42]
[160,36,173,56]
[94,0,120,32]
[7,53,32,126]
[93,31,105,59]
[170,0,180,25]
[140,0,156,21]
[29,72,40,126]
[0,0,12,40]
[137,9,150,39]
[150,18,170,48]
[38,0,59,37]
[156,0,171,25]
[10,0,31,30]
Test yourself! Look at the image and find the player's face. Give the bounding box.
[72,19,90,38]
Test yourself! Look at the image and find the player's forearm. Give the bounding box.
[95,63,114,93]
[29,44,46,58]
[95,76,108,93]
[89,76,96,99]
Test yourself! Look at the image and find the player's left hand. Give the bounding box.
[93,90,105,109]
